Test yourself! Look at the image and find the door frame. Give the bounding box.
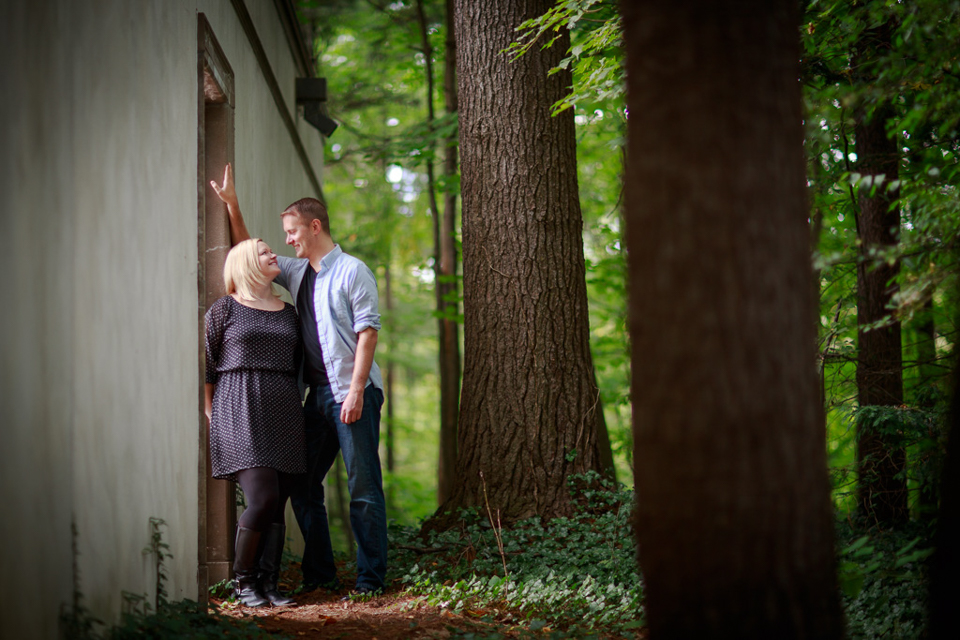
[196,13,235,603]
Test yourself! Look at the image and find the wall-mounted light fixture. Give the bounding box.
[296,78,338,137]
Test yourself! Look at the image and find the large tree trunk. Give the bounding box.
[436,0,462,505]
[622,1,844,637]
[916,298,939,516]
[916,298,937,402]
[432,0,603,524]
[383,264,395,474]
[929,348,960,639]
[854,31,907,522]
[417,0,461,506]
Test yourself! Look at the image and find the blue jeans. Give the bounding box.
[290,383,387,591]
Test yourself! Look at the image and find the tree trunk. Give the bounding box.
[415,0,461,507]
[432,0,603,524]
[436,0,462,506]
[384,264,395,474]
[929,348,960,639]
[854,31,907,522]
[622,1,844,637]
[916,297,939,515]
[333,456,355,552]
[916,298,937,401]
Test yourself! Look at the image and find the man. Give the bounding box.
[211,164,388,596]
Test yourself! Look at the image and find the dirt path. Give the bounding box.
[212,560,500,639]
[213,589,496,639]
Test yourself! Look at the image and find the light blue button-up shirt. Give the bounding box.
[276,245,383,403]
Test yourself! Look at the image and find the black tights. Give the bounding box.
[236,467,295,532]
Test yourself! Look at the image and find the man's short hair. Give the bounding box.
[282,197,330,235]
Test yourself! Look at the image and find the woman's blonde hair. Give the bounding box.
[223,238,278,301]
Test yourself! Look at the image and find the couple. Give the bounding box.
[204,164,387,607]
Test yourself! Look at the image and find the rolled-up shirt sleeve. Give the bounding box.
[350,263,382,333]
[275,255,298,292]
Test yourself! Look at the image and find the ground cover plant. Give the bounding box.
[387,472,939,640]
[60,519,279,640]
[836,518,936,640]
[64,475,943,639]
[393,472,644,637]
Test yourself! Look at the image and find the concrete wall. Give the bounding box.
[0,1,325,635]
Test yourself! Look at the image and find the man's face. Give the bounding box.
[282,214,312,258]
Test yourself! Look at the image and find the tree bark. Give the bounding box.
[384,264,395,474]
[622,1,843,637]
[929,349,960,639]
[915,297,940,516]
[415,0,462,507]
[916,298,937,402]
[431,0,603,524]
[853,25,907,523]
[436,0,462,506]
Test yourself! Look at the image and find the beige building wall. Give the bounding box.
[0,1,326,636]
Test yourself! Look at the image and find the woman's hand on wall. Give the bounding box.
[209,163,237,207]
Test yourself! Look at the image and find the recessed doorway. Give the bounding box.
[196,13,235,603]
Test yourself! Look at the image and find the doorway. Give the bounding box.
[197,13,235,603]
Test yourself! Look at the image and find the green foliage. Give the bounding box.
[803,0,960,327]
[827,404,947,515]
[836,520,935,640]
[112,520,279,639]
[836,403,946,517]
[62,518,278,640]
[395,473,642,633]
[61,600,103,640]
[801,0,960,514]
[393,476,940,639]
[854,404,941,442]
[143,517,171,610]
[207,578,233,600]
[60,519,105,639]
[583,215,630,477]
[107,600,278,640]
[506,0,622,115]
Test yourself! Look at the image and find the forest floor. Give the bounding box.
[211,560,497,639]
[211,559,642,639]
[214,589,499,639]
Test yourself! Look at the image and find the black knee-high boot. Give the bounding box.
[234,526,269,607]
[259,523,295,606]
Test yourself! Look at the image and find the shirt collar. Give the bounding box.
[318,244,342,273]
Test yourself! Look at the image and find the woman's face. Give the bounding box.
[257,241,281,280]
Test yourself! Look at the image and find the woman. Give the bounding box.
[205,238,305,607]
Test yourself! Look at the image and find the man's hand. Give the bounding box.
[340,328,378,424]
[340,387,364,425]
[209,163,238,207]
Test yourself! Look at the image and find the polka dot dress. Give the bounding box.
[205,296,306,481]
